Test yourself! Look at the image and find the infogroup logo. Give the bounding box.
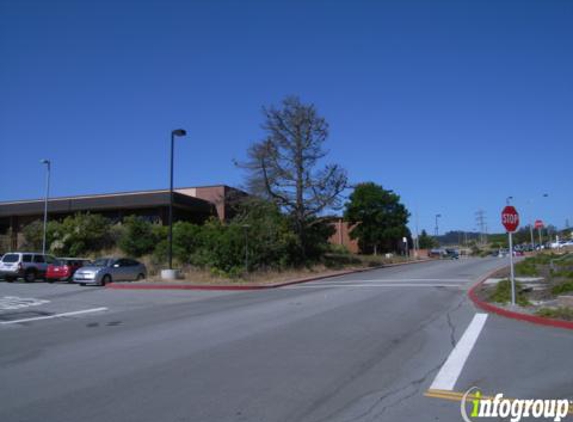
[461,387,571,422]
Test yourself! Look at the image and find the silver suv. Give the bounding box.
[0,252,57,282]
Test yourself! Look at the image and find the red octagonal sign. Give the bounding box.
[501,206,520,232]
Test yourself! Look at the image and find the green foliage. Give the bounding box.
[418,229,437,249]
[22,220,58,251]
[515,260,538,276]
[535,307,573,321]
[489,279,530,306]
[227,199,300,270]
[118,216,160,257]
[50,213,113,256]
[344,182,410,254]
[152,200,303,276]
[552,281,573,295]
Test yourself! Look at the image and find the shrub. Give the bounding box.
[118,216,160,257]
[515,260,538,276]
[552,282,573,295]
[489,279,530,306]
[535,307,573,321]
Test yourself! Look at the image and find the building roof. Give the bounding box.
[0,190,214,218]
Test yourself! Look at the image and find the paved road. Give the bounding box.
[1,258,572,422]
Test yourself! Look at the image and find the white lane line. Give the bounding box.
[287,283,464,288]
[316,278,471,283]
[429,313,488,391]
[0,307,108,325]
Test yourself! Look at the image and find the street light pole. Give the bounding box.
[242,224,250,273]
[40,159,51,255]
[168,129,187,270]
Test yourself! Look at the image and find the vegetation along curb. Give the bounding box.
[468,266,573,331]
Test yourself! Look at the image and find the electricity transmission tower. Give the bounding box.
[475,210,487,245]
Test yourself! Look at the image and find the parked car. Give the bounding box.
[46,258,91,283]
[444,248,460,259]
[73,258,147,286]
[0,252,57,282]
[428,249,445,258]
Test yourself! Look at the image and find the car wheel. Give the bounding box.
[80,283,86,286]
[5,277,14,283]
[101,275,111,286]
[24,270,36,283]
[136,273,145,281]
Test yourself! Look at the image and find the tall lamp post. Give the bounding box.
[40,159,51,255]
[168,129,187,270]
[242,224,250,274]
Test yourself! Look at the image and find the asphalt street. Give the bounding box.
[1,258,572,422]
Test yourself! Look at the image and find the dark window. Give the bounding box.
[2,254,19,263]
[23,254,32,263]
[33,255,45,263]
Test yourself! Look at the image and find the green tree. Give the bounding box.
[22,220,59,252]
[344,182,410,254]
[118,216,159,257]
[418,229,437,249]
[50,213,112,256]
[241,96,347,260]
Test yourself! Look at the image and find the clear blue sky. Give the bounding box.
[1,0,571,235]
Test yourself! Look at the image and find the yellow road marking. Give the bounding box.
[424,389,573,415]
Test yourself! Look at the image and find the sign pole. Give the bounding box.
[502,205,520,307]
[508,231,515,306]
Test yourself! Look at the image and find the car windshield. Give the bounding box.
[2,254,19,263]
[91,258,113,267]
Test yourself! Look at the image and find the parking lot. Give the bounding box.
[0,281,236,327]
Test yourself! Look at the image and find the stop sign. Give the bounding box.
[501,206,519,232]
[534,219,544,230]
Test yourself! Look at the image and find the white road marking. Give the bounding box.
[429,313,488,391]
[324,278,470,283]
[0,296,50,310]
[0,307,108,325]
[287,283,465,288]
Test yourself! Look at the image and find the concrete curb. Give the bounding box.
[107,259,432,291]
[468,267,573,331]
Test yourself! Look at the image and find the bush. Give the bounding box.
[552,281,573,295]
[22,220,59,252]
[489,279,530,306]
[535,307,573,321]
[118,216,160,257]
[52,213,113,256]
[515,260,538,276]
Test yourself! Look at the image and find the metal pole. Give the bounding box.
[245,228,248,272]
[42,161,51,255]
[529,224,534,250]
[538,227,542,248]
[168,133,174,270]
[509,231,516,306]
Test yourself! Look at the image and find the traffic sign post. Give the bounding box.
[502,206,520,306]
[535,220,544,247]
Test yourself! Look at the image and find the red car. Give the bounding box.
[46,258,91,283]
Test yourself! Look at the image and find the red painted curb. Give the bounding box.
[107,259,432,291]
[468,268,573,331]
